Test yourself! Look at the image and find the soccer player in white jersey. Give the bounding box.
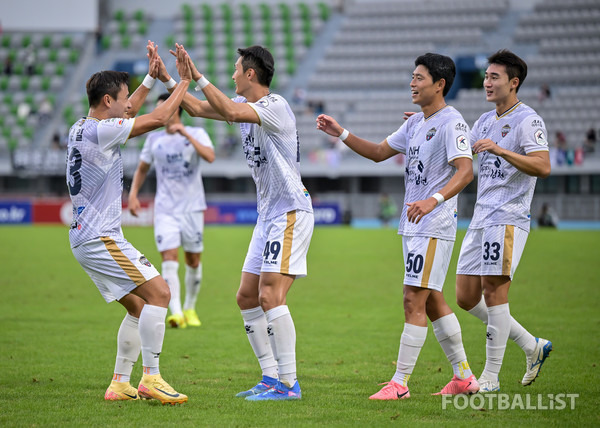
[317,53,479,400]
[455,50,552,392]
[129,93,215,330]
[66,43,192,404]
[153,44,313,400]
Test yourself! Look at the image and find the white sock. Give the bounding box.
[482,303,511,380]
[162,261,182,316]
[432,313,473,379]
[469,296,536,355]
[139,304,167,375]
[183,263,202,311]
[241,306,278,379]
[265,305,297,388]
[113,313,141,383]
[392,323,427,386]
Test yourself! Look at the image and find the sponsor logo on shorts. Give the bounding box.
[139,255,152,267]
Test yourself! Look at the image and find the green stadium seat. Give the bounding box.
[69,49,79,64]
[221,4,233,22]
[121,35,131,49]
[202,4,213,21]
[62,35,72,49]
[114,9,125,21]
[41,76,51,91]
[260,3,271,21]
[55,63,65,76]
[118,21,128,36]
[182,4,193,21]
[165,34,175,47]
[22,34,32,48]
[20,76,30,91]
[42,35,52,48]
[318,2,330,21]
[138,21,148,36]
[134,9,145,22]
[48,49,58,62]
[101,34,111,50]
[2,34,11,48]
[7,137,18,151]
[0,77,8,91]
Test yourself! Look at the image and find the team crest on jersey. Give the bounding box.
[456,135,469,151]
[501,124,511,138]
[139,255,152,267]
[426,127,437,141]
[534,129,548,146]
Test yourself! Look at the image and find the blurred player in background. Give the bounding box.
[317,53,478,400]
[66,42,190,404]
[455,49,552,392]
[152,43,313,401]
[129,93,215,330]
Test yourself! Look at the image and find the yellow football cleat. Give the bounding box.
[104,380,140,401]
[183,309,201,327]
[166,313,187,329]
[137,374,188,405]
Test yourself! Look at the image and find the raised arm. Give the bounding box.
[129,45,192,138]
[126,41,159,118]
[405,156,474,224]
[473,139,551,178]
[316,114,398,162]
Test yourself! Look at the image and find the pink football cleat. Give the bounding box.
[433,374,479,395]
[369,380,410,400]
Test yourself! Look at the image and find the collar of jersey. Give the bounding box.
[495,101,522,120]
[82,116,100,122]
[424,105,448,121]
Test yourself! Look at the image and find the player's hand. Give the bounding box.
[128,196,141,217]
[174,43,192,81]
[405,198,437,224]
[146,41,159,78]
[403,111,417,120]
[473,138,504,156]
[167,123,186,135]
[316,114,343,138]
[170,45,202,81]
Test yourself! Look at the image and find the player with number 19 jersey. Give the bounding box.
[387,106,473,241]
[468,102,549,233]
[234,93,313,220]
[66,116,135,248]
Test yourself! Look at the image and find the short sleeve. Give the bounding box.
[97,118,135,150]
[519,115,549,153]
[386,121,410,154]
[139,133,155,164]
[248,97,284,133]
[470,116,482,148]
[444,117,473,163]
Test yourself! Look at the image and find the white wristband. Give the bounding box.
[141,74,156,89]
[164,78,177,90]
[339,128,350,141]
[432,192,445,205]
[194,76,210,91]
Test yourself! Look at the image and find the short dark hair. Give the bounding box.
[237,45,274,87]
[86,70,129,107]
[158,92,183,117]
[414,53,456,97]
[487,49,527,93]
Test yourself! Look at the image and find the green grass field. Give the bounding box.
[1,225,599,427]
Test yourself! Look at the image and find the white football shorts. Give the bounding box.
[456,225,528,279]
[154,211,204,253]
[402,236,455,292]
[242,210,314,277]
[72,235,160,303]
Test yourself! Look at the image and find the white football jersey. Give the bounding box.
[387,106,472,241]
[469,102,549,232]
[66,116,135,248]
[140,127,213,214]
[233,93,313,220]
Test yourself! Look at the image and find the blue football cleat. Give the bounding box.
[522,337,553,386]
[245,381,301,401]
[235,375,278,397]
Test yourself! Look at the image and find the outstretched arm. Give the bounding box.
[316,114,398,162]
[473,139,550,178]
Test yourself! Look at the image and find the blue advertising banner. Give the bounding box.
[205,202,341,225]
[0,201,32,224]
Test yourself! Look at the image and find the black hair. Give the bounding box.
[86,70,129,107]
[487,49,527,93]
[414,53,456,97]
[158,92,183,117]
[237,45,275,87]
